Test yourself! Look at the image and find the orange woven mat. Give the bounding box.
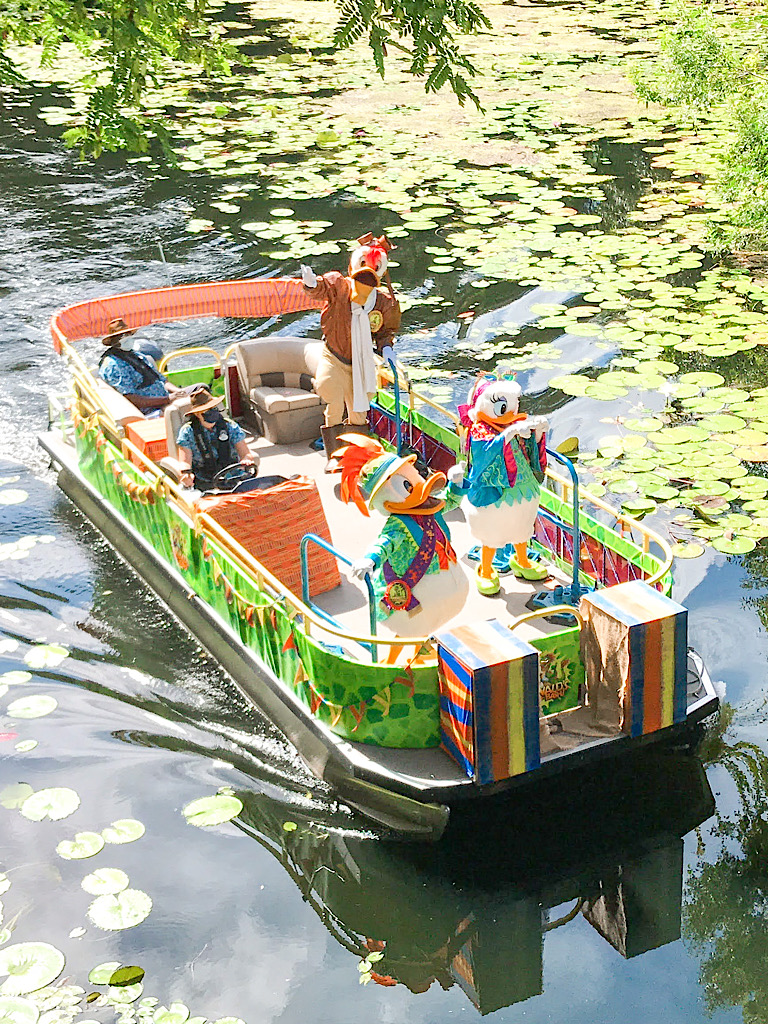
[198,476,341,598]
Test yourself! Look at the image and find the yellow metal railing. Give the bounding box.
[158,347,222,374]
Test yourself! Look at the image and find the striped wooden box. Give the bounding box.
[435,619,541,784]
[581,581,687,738]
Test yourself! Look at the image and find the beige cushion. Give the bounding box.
[164,397,192,460]
[250,385,322,415]
[234,337,324,397]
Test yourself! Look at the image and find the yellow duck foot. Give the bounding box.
[509,543,550,581]
[475,565,501,596]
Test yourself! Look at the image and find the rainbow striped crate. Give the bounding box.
[581,581,687,738]
[435,619,541,785]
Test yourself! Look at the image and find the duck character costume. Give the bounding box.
[458,375,550,596]
[300,234,401,465]
[338,435,468,662]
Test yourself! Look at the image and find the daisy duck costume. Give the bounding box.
[458,375,550,596]
[337,435,468,662]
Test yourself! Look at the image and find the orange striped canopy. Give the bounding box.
[50,277,324,352]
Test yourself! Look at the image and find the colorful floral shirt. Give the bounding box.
[99,351,169,400]
[465,423,546,509]
[366,481,463,617]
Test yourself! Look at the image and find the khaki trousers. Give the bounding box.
[314,347,370,427]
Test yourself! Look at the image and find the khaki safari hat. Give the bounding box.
[101,318,136,345]
[188,386,224,415]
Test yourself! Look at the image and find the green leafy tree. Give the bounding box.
[0,0,490,160]
[631,1,768,253]
[684,704,768,1022]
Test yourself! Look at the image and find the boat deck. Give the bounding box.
[248,432,572,647]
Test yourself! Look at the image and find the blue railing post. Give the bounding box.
[545,448,582,605]
[300,534,377,660]
[388,357,404,456]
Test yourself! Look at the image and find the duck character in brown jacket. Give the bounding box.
[300,233,401,465]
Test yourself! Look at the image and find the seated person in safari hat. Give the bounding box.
[176,386,257,492]
[98,319,187,415]
[98,318,181,413]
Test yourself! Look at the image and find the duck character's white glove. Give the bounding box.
[503,421,528,440]
[300,265,318,288]
[528,415,549,441]
[447,462,466,486]
[350,557,376,579]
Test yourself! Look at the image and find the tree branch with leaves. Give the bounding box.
[0,0,490,160]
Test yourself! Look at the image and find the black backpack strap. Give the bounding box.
[189,412,238,481]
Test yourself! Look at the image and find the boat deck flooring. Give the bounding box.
[249,433,572,648]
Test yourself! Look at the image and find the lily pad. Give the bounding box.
[712,535,756,554]
[108,966,145,988]
[0,995,39,1024]
[671,542,705,559]
[6,696,57,720]
[0,674,31,686]
[20,788,80,822]
[0,785,33,810]
[182,794,242,828]
[13,742,36,754]
[0,943,65,995]
[81,869,129,896]
[107,983,143,1004]
[101,819,145,844]
[0,493,28,507]
[678,371,725,388]
[87,890,152,931]
[88,962,121,986]
[154,1003,190,1024]
[56,832,105,860]
[22,646,68,670]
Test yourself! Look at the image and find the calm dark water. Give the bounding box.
[1,70,768,1024]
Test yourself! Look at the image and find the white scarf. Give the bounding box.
[350,287,378,412]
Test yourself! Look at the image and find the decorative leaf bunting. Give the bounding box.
[20,789,80,822]
[182,795,242,828]
[0,943,65,995]
[87,890,152,931]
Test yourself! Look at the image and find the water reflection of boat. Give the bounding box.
[233,748,715,1014]
[41,280,718,838]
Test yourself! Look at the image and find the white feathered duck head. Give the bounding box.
[462,374,524,429]
[348,233,395,290]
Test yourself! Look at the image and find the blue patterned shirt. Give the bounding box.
[176,419,246,477]
[99,351,169,400]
